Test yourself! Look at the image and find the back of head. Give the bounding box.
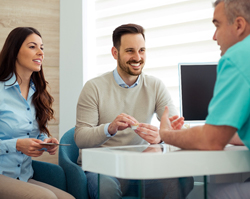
[213,0,250,24]
[0,27,41,81]
[112,23,145,50]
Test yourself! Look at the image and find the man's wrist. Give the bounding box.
[104,123,116,137]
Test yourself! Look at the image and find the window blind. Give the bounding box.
[84,0,219,125]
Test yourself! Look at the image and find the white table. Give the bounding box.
[82,144,250,180]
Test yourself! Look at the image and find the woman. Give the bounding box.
[0,27,74,199]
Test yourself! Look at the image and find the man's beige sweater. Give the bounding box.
[75,71,177,164]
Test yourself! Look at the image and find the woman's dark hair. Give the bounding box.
[112,23,145,50]
[0,27,54,137]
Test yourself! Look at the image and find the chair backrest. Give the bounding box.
[59,127,79,163]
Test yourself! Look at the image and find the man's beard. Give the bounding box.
[117,54,144,76]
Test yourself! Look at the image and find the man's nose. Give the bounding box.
[213,31,217,41]
[133,52,141,61]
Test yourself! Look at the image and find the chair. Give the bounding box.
[32,160,67,191]
[59,127,89,199]
[59,127,139,199]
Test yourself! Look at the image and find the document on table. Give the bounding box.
[40,143,71,146]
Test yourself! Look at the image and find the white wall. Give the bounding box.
[59,0,84,138]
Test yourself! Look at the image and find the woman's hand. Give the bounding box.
[42,138,59,155]
[16,138,45,157]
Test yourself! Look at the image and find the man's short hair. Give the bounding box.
[213,0,250,24]
[112,24,145,50]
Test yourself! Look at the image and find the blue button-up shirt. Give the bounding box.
[0,75,48,182]
[104,68,140,137]
[113,67,140,89]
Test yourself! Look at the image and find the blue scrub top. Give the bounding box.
[206,35,250,148]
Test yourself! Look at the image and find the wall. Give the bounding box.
[59,0,83,138]
[0,0,60,164]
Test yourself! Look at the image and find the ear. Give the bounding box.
[234,16,247,37]
[111,46,118,60]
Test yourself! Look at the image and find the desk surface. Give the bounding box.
[81,144,250,179]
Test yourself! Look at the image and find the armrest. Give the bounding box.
[59,150,89,199]
[32,160,66,191]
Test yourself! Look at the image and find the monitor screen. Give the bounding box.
[178,63,217,123]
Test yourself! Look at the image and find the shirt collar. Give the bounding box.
[4,74,19,89]
[113,67,140,88]
[4,74,36,92]
[29,79,36,92]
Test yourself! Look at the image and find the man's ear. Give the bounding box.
[111,46,118,60]
[234,16,247,37]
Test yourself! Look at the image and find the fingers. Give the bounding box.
[109,113,139,134]
[29,150,45,157]
[16,138,58,157]
[136,123,158,136]
[118,113,138,126]
[171,117,185,130]
[43,138,59,144]
[47,147,58,155]
[43,138,59,155]
[135,131,161,144]
[135,124,161,144]
[169,115,179,122]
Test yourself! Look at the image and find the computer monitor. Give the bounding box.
[178,63,217,124]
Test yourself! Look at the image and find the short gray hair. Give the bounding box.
[213,0,250,24]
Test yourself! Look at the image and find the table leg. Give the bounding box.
[98,174,100,199]
[204,175,207,199]
[138,180,146,199]
[138,180,142,198]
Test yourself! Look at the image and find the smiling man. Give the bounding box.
[75,24,193,199]
[160,0,250,198]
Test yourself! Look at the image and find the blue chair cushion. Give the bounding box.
[32,160,66,191]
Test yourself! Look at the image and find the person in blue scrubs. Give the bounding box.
[159,0,250,198]
[0,27,74,199]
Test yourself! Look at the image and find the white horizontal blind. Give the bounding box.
[84,0,219,125]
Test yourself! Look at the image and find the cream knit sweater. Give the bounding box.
[75,71,177,163]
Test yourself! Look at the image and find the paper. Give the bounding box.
[40,143,71,146]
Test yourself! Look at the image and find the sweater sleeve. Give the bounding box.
[75,80,111,148]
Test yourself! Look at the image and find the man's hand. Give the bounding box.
[135,123,161,144]
[169,115,184,130]
[43,138,59,155]
[160,106,174,138]
[16,138,45,157]
[108,113,139,135]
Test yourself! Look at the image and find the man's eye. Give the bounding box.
[214,23,219,28]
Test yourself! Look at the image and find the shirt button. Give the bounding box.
[21,152,23,154]
[17,177,20,180]
[17,164,20,167]
[6,150,9,153]
[27,108,30,111]
[29,121,32,124]
[27,133,30,135]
